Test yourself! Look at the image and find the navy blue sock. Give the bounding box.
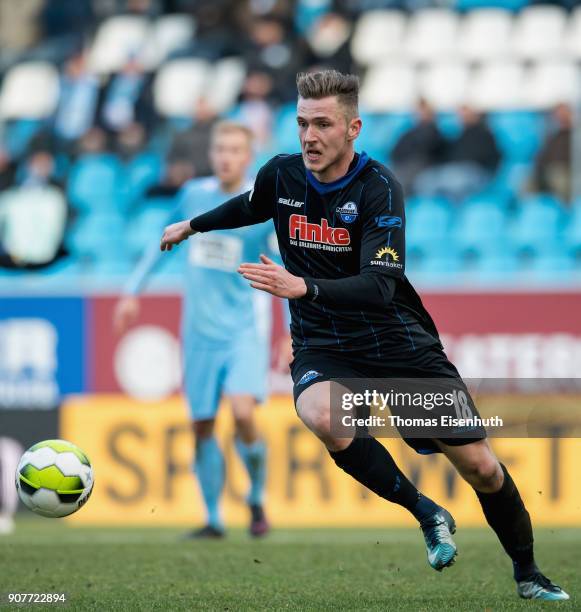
[475,463,536,580]
[329,437,439,522]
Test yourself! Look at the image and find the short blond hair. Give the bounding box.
[296,70,360,118]
[210,120,254,146]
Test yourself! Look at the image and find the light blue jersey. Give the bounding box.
[126,176,277,418]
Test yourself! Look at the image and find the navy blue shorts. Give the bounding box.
[290,345,486,454]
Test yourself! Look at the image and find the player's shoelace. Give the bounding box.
[517,573,570,600]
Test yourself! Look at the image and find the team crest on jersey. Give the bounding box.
[372,246,403,269]
[298,370,323,385]
[336,202,358,224]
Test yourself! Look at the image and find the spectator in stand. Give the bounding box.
[100,56,155,134]
[53,52,100,151]
[145,159,195,198]
[415,105,500,203]
[530,103,572,204]
[242,15,309,104]
[231,71,275,152]
[391,98,446,196]
[0,148,16,192]
[167,96,218,178]
[304,12,353,74]
[0,148,68,269]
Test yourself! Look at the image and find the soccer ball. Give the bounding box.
[15,439,94,518]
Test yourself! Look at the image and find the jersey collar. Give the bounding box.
[306,151,370,195]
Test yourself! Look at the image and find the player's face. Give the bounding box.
[210,131,253,186]
[297,96,361,180]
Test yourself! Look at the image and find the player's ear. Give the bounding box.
[347,117,362,142]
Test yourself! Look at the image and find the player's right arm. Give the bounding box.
[160,157,278,251]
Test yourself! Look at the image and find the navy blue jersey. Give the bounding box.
[191,152,442,358]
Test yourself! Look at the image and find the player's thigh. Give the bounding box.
[295,381,332,434]
[183,345,227,421]
[222,338,268,406]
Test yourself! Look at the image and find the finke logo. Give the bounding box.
[278,197,304,207]
[289,214,350,246]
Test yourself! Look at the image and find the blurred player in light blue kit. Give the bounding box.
[114,122,281,538]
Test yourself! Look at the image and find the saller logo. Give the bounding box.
[289,214,350,246]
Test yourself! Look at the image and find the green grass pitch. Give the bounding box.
[0,519,578,611]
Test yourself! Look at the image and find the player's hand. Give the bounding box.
[160,220,195,251]
[276,333,293,373]
[113,296,140,335]
[239,255,307,299]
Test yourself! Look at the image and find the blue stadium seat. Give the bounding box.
[67,154,123,213]
[455,0,528,12]
[359,113,414,162]
[128,205,172,257]
[66,211,127,260]
[452,196,509,255]
[436,112,463,140]
[510,193,565,254]
[3,119,45,158]
[484,160,531,200]
[488,111,545,163]
[564,199,581,255]
[120,152,163,208]
[273,103,301,154]
[406,196,453,257]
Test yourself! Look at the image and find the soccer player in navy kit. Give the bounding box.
[160,71,568,600]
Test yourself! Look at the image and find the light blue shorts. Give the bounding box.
[182,336,269,421]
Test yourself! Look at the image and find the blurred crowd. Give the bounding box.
[0,0,578,275]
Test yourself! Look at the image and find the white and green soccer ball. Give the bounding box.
[15,440,94,518]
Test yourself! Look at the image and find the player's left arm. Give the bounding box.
[238,174,404,309]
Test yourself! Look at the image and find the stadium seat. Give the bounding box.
[141,14,196,69]
[67,155,123,213]
[128,205,173,257]
[457,9,513,63]
[404,9,460,64]
[0,62,59,119]
[511,6,567,62]
[523,61,578,110]
[153,59,210,117]
[485,159,531,199]
[467,61,525,111]
[564,200,581,256]
[436,112,463,140]
[273,103,301,153]
[487,111,545,162]
[406,196,453,256]
[88,15,150,74]
[452,196,509,256]
[2,119,45,158]
[120,152,164,208]
[350,10,407,66]
[359,112,414,161]
[207,58,246,115]
[360,63,417,112]
[565,7,581,60]
[510,194,565,254]
[419,62,469,111]
[66,211,126,260]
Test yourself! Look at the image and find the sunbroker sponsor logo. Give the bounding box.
[289,214,352,252]
[371,246,403,269]
[278,197,304,207]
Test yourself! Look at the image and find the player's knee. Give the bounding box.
[296,399,331,438]
[463,456,502,490]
